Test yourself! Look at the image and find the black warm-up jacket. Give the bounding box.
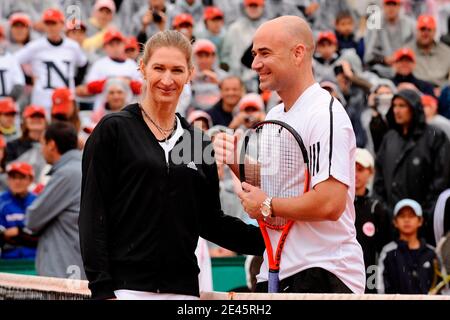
[79,103,264,300]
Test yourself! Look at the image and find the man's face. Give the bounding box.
[195,51,215,71]
[44,20,64,38]
[104,39,125,59]
[251,28,298,92]
[40,137,54,164]
[244,3,264,20]
[394,207,422,235]
[316,40,337,60]
[25,114,46,133]
[106,85,127,111]
[383,2,401,21]
[392,97,413,127]
[7,172,32,195]
[417,27,435,47]
[335,17,354,36]
[96,7,114,26]
[0,112,17,129]
[393,57,415,76]
[205,17,224,35]
[355,163,373,191]
[221,78,243,107]
[175,23,193,40]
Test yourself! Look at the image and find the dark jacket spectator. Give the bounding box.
[373,89,450,245]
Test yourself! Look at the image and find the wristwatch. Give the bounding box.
[261,197,273,219]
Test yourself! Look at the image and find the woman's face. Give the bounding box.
[25,115,46,133]
[141,46,192,106]
[11,23,29,44]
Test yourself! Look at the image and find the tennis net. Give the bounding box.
[0,273,90,300]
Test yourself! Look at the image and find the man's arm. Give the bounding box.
[25,173,72,234]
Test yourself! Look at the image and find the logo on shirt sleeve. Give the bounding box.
[308,142,320,176]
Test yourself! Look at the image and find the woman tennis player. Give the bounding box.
[79,30,265,300]
[214,16,365,294]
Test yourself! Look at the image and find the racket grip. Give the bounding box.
[268,270,280,293]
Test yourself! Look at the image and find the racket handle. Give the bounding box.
[268,270,280,293]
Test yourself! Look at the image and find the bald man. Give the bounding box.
[214,16,365,294]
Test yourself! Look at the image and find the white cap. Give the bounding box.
[394,199,423,217]
[355,148,374,169]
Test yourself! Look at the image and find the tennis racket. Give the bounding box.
[239,120,311,293]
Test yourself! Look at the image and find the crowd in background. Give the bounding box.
[0,0,450,295]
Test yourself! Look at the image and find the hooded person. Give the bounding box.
[373,89,450,245]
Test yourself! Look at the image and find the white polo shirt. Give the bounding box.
[257,83,365,294]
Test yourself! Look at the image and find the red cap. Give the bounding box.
[125,36,139,50]
[394,47,416,62]
[203,6,224,20]
[317,31,338,44]
[421,95,438,107]
[42,8,65,23]
[6,162,34,178]
[417,15,437,30]
[384,0,401,4]
[173,13,194,28]
[23,105,46,118]
[103,28,125,45]
[0,97,17,114]
[66,19,86,31]
[0,135,5,149]
[193,39,216,54]
[244,0,265,6]
[52,88,74,116]
[238,93,264,111]
[9,13,32,27]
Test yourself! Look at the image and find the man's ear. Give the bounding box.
[293,43,306,65]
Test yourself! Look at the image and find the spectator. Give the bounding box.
[421,94,450,140]
[6,105,47,181]
[195,6,226,63]
[124,37,140,62]
[77,29,141,110]
[0,98,20,142]
[83,0,119,53]
[213,0,243,27]
[228,93,266,130]
[65,19,88,49]
[173,0,204,24]
[391,47,435,96]
[408,15,450,89]
[90,77,132,125]
[264,0,305,20]
[373,89,450,245]
[0,162,37,260]
[312,0,352,32]
[172,13,195,42]
[134,0,174,44]
[0,135,7,191]
[7,13,34,53]
[206,76,245,127]
[187,109,213,131]
[25,121,86,279]
[354,148,392,293]
[334,10,364,60]
[365,80,396,153]
[51,88,81,134]
[222,0,267,91]
[364,0,416,79]
[378,199,437,294]
[334,61,369,147]
[439,85,450,119]
[0,31,25,101]
[14,8,88,112]
[191,39,228,110]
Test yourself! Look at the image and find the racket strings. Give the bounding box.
[245,123,305,229]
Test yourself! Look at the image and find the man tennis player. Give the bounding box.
[214,16,365,294]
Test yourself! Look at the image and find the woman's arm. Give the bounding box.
[79,117,118,300]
